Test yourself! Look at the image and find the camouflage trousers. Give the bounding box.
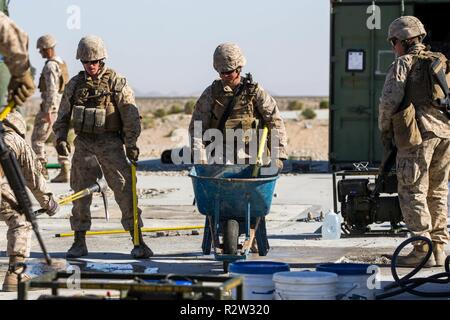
[31,110,70,165]
[397,132,450,244]
[0,186,32,257]
[70,133,143,231]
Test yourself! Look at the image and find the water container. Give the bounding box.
[273,271,338,300]
[322,210,341,239]
[316,263,377,300]
[229,261,290,300]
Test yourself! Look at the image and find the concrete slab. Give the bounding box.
[1,168,449,300]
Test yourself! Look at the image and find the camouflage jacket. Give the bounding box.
[39,57,64,113]
[189,78,288,161]
[53,66,141,147]
[1,113,54,209]
[0,12,30,78]
[378,43,450,138]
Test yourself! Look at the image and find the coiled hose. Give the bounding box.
[376,236,450,299]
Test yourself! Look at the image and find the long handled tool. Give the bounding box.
[35,179,109,220]
[54,225,204,238]
[0,101,52,265]
[252,125,269,177]
[0,100,14,121]
[131,161,140,247]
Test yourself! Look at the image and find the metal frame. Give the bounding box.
[18,271,244,301]
[332,169,380,213]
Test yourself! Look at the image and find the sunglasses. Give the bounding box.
[390,38,398,47]
[220,69,236,76]
[81,59,101,65]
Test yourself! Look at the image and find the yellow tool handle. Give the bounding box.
[58,189,90,206]
[252,125,269,177]
[131,162,139,246]
[0,101,15,121]
[54,225,204,238]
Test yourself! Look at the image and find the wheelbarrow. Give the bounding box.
[189,164,279,272]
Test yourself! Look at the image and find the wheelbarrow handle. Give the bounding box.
[252,125,269,177]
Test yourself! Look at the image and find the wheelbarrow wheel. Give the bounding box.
[223,219,239,272]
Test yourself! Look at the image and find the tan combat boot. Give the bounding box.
[2,256,32,292]
[51,163,70,183]
[396,243,436,268]
[66,231,88,258]
[129,229,153,259]
[433,242,447,267]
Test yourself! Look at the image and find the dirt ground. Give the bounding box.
[21,97,329,161]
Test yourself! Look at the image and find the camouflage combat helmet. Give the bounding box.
[36,34,56,50]
[388,16,427,41]
[213,43,247,73]
[76,35,108,61]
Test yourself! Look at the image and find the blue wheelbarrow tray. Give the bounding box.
[189,164,279,268]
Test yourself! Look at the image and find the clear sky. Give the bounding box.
[9,0,330,97]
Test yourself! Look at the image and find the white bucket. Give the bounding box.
[273,271,338,300]
[229,261,290,300]
[316,263,376,300]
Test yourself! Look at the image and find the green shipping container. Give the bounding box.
[329,0,450,170]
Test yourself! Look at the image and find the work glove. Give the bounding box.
[8,69,35,106]
[126,145,139,162]
[275,159,284,171]
[56,140,71,157]
[44,196,60,217]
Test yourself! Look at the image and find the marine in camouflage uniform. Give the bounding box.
[32,34,70,182]
[379,16,450,267]
[189,43,288,255]
[53,35,152,259]
[189,43,288,167]
[1,111,60,291]
[0,11,41,291]
[0,12,35,107]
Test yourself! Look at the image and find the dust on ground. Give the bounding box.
[337,255,392,265]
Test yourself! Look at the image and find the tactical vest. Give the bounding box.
[210,75,260,133]
[71,68,122,134]
[405,49,450,109]
[38,59,70,94]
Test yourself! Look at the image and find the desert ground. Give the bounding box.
[20,96,329,161]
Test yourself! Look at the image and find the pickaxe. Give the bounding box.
[34,178,109,220]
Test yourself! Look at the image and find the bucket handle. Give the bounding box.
[252,289,275,295]
[275,290,285,300]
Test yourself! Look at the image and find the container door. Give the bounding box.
[330,1,412,170]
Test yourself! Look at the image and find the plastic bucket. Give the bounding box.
[229,261,290,300]
[316,263,375,300]
[273,271,338,300]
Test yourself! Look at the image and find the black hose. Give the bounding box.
[376,236,450,299]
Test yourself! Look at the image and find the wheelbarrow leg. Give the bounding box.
[255,217,270,256]
[201,217,212,255]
